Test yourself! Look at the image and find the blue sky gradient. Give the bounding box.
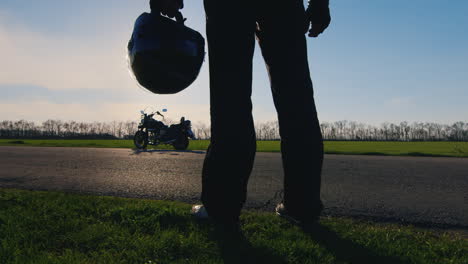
[1,0,467,124]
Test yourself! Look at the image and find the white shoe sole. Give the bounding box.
[191,205,210,220]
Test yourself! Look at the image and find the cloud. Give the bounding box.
[0,101,210,124]
[0,6,209,93]
[0,18,136,91]
[0,84,143,104]
[0,9,211,123]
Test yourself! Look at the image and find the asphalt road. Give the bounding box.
[0,146,467,228]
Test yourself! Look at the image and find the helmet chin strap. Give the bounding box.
[175,11,187,24]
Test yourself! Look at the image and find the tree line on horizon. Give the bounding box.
[1,119,467,142]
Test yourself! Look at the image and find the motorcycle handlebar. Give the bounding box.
[144,112,163,119]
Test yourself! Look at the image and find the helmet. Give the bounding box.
[128,12,205,94]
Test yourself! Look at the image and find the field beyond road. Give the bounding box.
[1,189,466,264]
[1,139,467,158]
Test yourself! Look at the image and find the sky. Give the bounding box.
[1,0,467,125]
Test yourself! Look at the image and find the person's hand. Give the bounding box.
[305,3,331,38]
[159,0,184,18]
[308,22,329,37]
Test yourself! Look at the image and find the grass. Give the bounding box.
[0,189,467,264]
[1,139,468,158]
[324,141,468,157]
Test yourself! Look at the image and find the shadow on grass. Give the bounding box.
[7,140,25,144]
[325,151,461,158]
[405,152,459,157]
[208,223,411,263]
[304,224,411,264]
[209,227,286,264]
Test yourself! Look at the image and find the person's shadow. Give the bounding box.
[302,223,411,264]
[210,227,286,264]
[210,223,411,264]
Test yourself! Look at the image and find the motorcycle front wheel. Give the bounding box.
[173,135,189,151]
[134,130,148,149]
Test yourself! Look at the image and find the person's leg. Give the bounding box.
[201,0,257,223]
[256,0,324,220]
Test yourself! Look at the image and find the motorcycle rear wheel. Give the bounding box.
[173,135,189,151]
[134,131,148,149]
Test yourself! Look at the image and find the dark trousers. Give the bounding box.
[202,0,324,223]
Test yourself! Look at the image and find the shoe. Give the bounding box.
[275,203,301,224]
[275,203,320,227]
[191,204,241,233]
[191,204,210,220]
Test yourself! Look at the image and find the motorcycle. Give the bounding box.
[134,108,195,150]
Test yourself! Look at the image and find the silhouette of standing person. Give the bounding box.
[152,0,331,228]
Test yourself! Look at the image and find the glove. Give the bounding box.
[306,0,331,37]
[150,0,184,18]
